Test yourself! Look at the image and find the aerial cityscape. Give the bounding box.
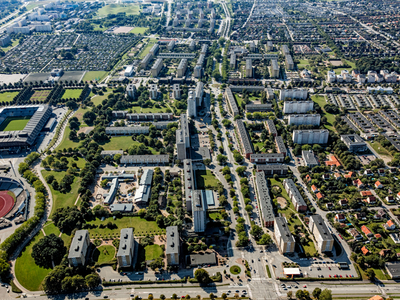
[0,0,398,299]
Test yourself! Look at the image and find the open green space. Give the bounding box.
[0,117,30,131]
[145,244,163,261]
[230,265,241,275]
[93,245,116,264]
[87,216,163,237]
[195,170,220,189]
[91,91,113,106]
[15,231,51,291]
[56,127,81,151]
[139,38,158,59]
[41,170,81,215]
[43,222,61,237]
[208,211,224,220]
[130,27,148,34]
[96,4,140,17]
[370,142,392,159]
[0,91,18,103]
[82,71,108,82]
[62,89,83,99]
[311,95,335,131]
[333,60,356,75]
[130,104,167,113]
[296,59,309,69]
[100,137,159,154]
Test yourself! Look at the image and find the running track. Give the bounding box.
[0,191,14,218]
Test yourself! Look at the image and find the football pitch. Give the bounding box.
[0,117,31,131]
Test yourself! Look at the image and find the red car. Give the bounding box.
[329,275,331,278]
[303,285,307,288]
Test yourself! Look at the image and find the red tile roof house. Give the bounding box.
[361,225,374,238]
[335,213,346,223]
[397,192,400,201]
[334,173,342,180]
[375,181,383,189]
[344,171,354,178]
[311,185,319,193]
[384,220,396,230]
[361,246,369,255]
[353,179,364,189]
[316,192,324,200]
[360,190,373,197]
[348,228,362,240]
[339,199,348,207]
[305,174,312,182]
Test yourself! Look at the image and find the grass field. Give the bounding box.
[130,27,148,34]
[31,90,50,102]
[0,117,30,131]
[96,4,140,17]
[100,137,159,154]
[62,89,83,99]
[43,222,61,237]
[87,216,162,237]
[311,95,335,131]
[93,245,115,264]
[15,231,51,291]
[333,60,356,75]
[195,170,220,189]
[370,142,392,159]
[139,38,158,59]
[55,127,81,151]
[91,91,113,106]
[82,71,108,82]
[130,104,167,113]
[145,244,163,261]
[0,91,18,103]
[41,170,81,216]
[296,59,309,69]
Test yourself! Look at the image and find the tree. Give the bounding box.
[245,205,253,213]
[204,159,211,166]
[85,273,101,289]
[0,258,10,279]
[365,268,376,281]
[250,225,263,239]
[114,153,122,163]
[312,288,322,299]
[216,154,227,165]
[287,291,293,299]
[258,233,272,245]
[233,150,243,163]
[236,166,246,177]
[319,289,332,300]
[195,268,211,284]
[45,174,55,184]
[31,234,66,268]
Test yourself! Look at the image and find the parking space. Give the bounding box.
[357,154,376,165]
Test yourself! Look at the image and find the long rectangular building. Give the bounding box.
[255,171,274,227]
[166,226,180,265]
[283,100,312,113]
[309,215,334,253]
[274,217,295,254]
[236,120,254,159]
[245,104,273,112]
[184,159,194,211]
[256,164,288,176]
[192,190,207,233]
[281,90,309,102]
[288,114,321,126]
[250,153,284,164]
[293,129,329,145]
[120,155,169,164]
[275,136,287,156]
[225,87,239,116]
[68,230,90,267]
[111,111,174,121]
[134,169,153,204]
[283,178,307,212]
[117,228,135,267]
[105,126,149,135]
[151,58,163,77]
[266,120,277,136]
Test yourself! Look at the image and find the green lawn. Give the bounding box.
[91,91,113,106]
[130,27,148,34]
[333,60,356,75]
[82,71,108,83]
[87,216,163,237]
[296,59,309,69]
[15,232,51,291]
[96,4,140,16]
[0,91,18,103]
[0,117,30,131]
[41,170,81,216]
[62,89,83,99]
[55,127,81,151]
[311,95,335,131]
[139,39,158,59]
[370,142,392,158]
[99,137,159,154]
[209,211,224,220]
[145,244,163,261]
[195,170,220,189]
[93,245,116,264]
[130,104,168,113]
[43,222,61,237]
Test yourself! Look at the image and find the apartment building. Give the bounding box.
[250,153,284,164]
[168,40,175,51]
[225,87,239,116]
[68,230,90,267]
[166,226,180,265]
[302,150,319,168]
[255,171,274,227]
[280,89,309,102]
[274,217,295,254]
[126,84,136,99]
[192,190,208,233]
[309,215,334,253]
[341,134,367,152]
[195,81,204,106]
[173,84,181,99]
[106,126,149,135]
[117,228,135,267]
[230,53,236,69]
[120,155,169,164]
[246,59,253,78]
[149,84,158,99]
[285,54,294,70]
[184,159,194,210]
[149,43,159,56]
[256,164,288,176]
[270,59,280,78]
[293,129,329,145]
[236,120,254,159]
[266,120,277,136]
[141,53,152,69]
[283,178,307,212]
[151,58,163,77]
[288,114,321,126]
[177,59,188,77]
[134,169,153,204]
[275,136,287,156]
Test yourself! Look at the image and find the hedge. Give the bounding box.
[103,277,187,286]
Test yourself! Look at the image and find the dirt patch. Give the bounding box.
[77,126,94,134]
[277,197,287,209]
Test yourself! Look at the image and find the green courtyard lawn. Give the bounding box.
[96,4,140,16]
[0,117,30,131]
[145,244,163,261]
[333,60,356,75]
[99,137,159,154]
[93,245,116,264]
[82,71,108,83]
[87,216,163,237]
[139,38,158,59]
[91,91,113,106]
[43,222,61,237]
[55,127,82,151]
[195,170,220,189]
[234,94,243,108]
[130,104,168,113]
[1,39,19,53]
[296,59,309,70]
[62,89,83,99]
[0,91,18,103]
[130,27,148,34]
[41,170,81,216]
[15,232,52,291]
[311,95,335,131]
[370,142,392,159]
[208,211,224,220]
[75,106,92,126]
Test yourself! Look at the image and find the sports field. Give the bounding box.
[62,89,83,99]
[129,27,149,34]
[96,4,140,17]
[0,117,30,131]
[31,90,50,102]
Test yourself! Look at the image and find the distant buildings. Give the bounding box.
[266,120,277,136]
[184,159,194,210]
[256,164,288,176]
[105,126,149,135]
[309,215,334,253]
[151,58,163,77]
[275,136,287,156]
[270,59,279,78]
[68,230,90,267]
[126,84,136,99]
[285,54,294,70]
[225,87,239,117]
[166,226,180,265]
[149,84,158,99]
[177,59,188,77]
[176,114,190,160]
[250,153,285,164]
[274,217,295,254]
[125,65,134,77]
[293,129,329,145]
[341,134,367,152]
[117,228,135,267]
[246,58,253,78]
[173,84,181,99]
[236,120,254,159]
[187,90,196,117]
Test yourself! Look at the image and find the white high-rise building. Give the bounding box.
[283,101,313,114]
[280,89,308,101]
[288,114,321,126]
[293,129,329,144]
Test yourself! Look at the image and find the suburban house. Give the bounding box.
[339,199,348,207]
[361,225,374,238]
[353,179,364,189]
[361,246,369,255]
[344,171,354,178]
[375,181,383,189]
[354,212,367,220]
[360,191,373,197]
[311,185,319,193]
[386,196,395,203]
[335,213,346,223]
[326,203,334,210]
[322,174,330,180]
[334,173,342,180]
[316,192,324,200]
[348,228,362,240]
[384,220,396,230]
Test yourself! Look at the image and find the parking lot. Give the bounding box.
[357,154,376,165]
